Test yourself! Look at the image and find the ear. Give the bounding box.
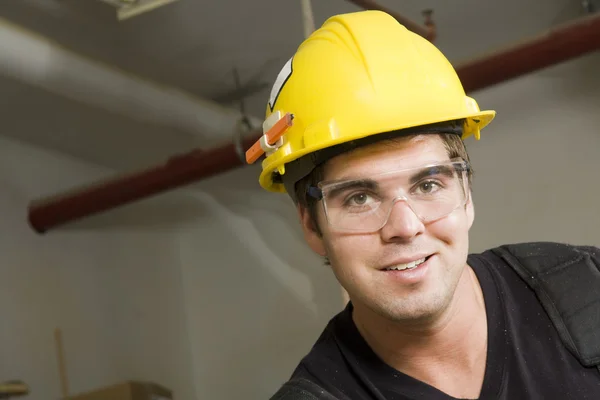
[465,190,475,229]
[297,205,327,257]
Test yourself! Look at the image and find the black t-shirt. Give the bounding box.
[282,249,600,399]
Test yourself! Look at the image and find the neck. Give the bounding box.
[352,264,487,396]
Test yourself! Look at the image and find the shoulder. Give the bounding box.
[480,241,600,370]
[468,240,600,298]
[268,343,345,400]
[490,241,599,258]
[472,241,599,270]
[269,376,342,400]
[269,377,335,400]
[269,309,351,399]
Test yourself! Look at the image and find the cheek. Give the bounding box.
[428,207,471,246]
[324,232,376,270]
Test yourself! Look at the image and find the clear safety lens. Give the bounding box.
[318,158,470,232]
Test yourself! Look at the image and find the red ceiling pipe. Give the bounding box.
[456,12,600,93]
[27,130,261,233]
[346,0,436,41]
[27,12,600,234]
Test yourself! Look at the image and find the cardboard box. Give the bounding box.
[67,381,172,400]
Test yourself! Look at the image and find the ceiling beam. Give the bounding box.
[456,11,600,92]
[27,11,600,234]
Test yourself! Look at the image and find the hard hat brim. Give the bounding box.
[259,109,496,197]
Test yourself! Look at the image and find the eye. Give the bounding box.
[347,193,370,205]
[343,192,378,208]
[416,180,442,194]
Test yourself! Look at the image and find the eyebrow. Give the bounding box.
[409,165,456,184]
[326,179,379,198]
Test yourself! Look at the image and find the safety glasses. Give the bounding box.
[308,158,471,233]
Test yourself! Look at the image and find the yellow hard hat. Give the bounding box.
[248,10,496,200]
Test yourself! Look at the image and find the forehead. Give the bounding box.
[323,134,451,181]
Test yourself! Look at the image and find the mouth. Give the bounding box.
[382,254,433,272]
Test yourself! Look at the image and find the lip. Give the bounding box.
[380,254,434,270]
[380,254,436,284]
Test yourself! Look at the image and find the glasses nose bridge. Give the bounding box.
[381,194,421,224]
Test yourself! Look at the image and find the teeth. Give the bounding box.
[386,258,426,271]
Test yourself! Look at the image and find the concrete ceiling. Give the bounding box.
[0,0,588,169]
[0,0,595,231]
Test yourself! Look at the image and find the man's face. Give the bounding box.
[300,134,475,323]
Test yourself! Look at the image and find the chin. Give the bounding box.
[373,291,451,323]
[362,264,463,324]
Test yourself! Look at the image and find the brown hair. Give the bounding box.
[294,133,473,236]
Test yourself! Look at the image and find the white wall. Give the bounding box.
[177,171,343,399]
[0,136,196,400]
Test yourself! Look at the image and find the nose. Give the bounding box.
[380,199,425,242]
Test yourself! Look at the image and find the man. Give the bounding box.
[246,10,600,400]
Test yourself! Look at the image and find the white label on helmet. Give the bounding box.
[268,57,293,111]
